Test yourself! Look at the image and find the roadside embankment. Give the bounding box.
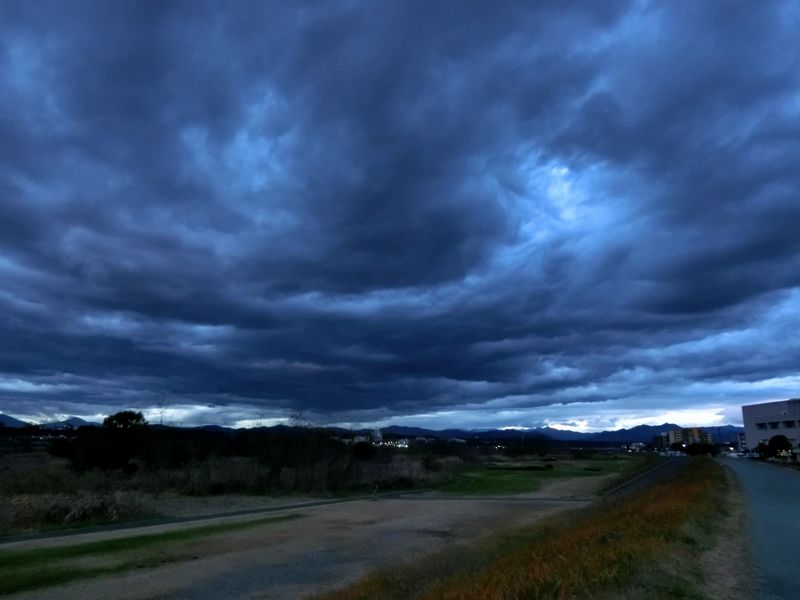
[318,457,735,600]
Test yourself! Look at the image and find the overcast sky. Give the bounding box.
[1,1,799,430]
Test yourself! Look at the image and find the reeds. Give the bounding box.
[0,491,155,531]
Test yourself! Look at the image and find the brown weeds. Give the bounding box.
[0,491,155,531]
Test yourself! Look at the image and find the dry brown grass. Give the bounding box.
[319,458,727,600]
[697,464,754,599]
[0,451,156,532]
[0,492,156,532]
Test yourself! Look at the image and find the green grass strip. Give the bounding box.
[437,457,646,495]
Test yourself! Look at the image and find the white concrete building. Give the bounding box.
[742,399,800,449]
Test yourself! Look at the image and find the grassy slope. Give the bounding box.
[0,513,303,595]
[318,457,727,600]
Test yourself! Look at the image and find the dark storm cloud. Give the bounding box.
[1,0,799,427]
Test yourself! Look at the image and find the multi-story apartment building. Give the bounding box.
[653,427,712,448]
[742,399,800,449]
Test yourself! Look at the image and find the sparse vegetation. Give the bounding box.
[317,457,728,600]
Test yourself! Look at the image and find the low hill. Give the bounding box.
[0,414,30,428]
[42,416,100,429]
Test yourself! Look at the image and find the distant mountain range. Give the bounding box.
[379,423,744,443]
[0,414,99,429]
[0,413,743,443]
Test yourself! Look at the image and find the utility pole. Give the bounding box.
[157,392,167,426]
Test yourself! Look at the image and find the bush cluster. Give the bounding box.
[43,412,458,495]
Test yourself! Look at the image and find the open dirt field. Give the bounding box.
[7,476,608,599]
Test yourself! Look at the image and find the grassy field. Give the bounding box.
[0,513,303,595]
[436,455,649,495]
[317,457,728,599]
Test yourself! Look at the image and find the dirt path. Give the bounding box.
[8,477,603,600]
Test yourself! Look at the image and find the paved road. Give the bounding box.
[725,459,800,600]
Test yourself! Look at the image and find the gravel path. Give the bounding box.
[724,458,800,600]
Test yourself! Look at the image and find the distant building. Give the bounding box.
[653,427,711,448]
[667,430,683,445]
[652,432,670,449]
[676,427,712,445]
[742,399,800,449]
[736,432,747,451]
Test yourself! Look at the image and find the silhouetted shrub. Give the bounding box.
[353,441,377,461]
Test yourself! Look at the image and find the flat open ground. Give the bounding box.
[4,473,614,599]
